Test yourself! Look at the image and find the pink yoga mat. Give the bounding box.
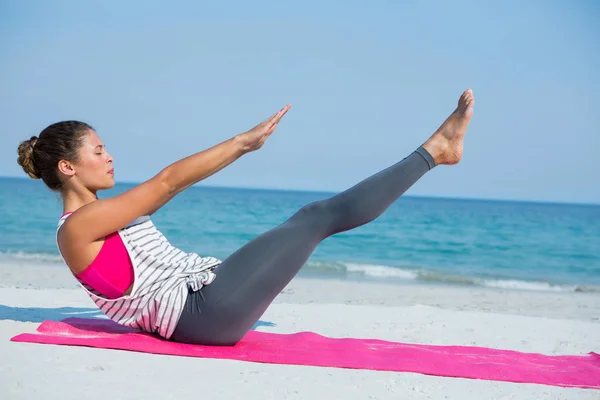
[11,317,600,389]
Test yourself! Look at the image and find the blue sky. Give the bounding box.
[1,1,598,204]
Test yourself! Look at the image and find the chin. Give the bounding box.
[95,178,116,191]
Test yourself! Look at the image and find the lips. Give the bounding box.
[108,168,114,175]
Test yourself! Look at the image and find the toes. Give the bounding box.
[460,89,474,105]
[460,90,470,101]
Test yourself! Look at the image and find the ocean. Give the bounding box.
[1,176,599,292]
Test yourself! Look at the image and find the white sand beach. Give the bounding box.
[1,262,599,399]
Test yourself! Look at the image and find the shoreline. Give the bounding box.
[1,261,599,323]
[2,256,599,296]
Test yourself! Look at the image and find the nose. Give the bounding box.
[107,152,113,164]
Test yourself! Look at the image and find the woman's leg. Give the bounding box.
[171,89,475,345]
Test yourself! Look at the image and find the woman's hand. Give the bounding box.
[237,104,291,153]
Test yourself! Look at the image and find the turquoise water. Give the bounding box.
[1,176,599,292]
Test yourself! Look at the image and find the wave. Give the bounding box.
[0,250,63,264]
[2,251,598,293]
[302,261,600,293]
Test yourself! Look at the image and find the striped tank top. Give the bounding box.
[56,214,221,339]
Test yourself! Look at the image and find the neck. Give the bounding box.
[61,186,98,213]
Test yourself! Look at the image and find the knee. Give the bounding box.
[292,199,346,235]
[294,200,331,220]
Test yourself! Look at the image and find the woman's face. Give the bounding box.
[72,130,115,191]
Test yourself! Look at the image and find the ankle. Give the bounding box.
[415,146,437,169]
[422,136,448,165]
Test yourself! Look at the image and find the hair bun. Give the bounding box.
[17,136,41,179]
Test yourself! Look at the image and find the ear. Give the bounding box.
[57,159,76,177]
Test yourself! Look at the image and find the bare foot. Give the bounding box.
[423,89,475,165]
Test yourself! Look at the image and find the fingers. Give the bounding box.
[265,110,280,123]
[265,104,291,126]
[273,104,291,124]
[255,118,281,150]
[266,122,278,135]
[252,104,291,137]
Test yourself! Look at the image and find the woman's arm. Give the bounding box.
[146,135,245,216]
[60,105,291,245]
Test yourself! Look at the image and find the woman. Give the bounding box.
[16,89,475,345]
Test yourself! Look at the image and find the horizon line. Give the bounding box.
[1,174,598,207]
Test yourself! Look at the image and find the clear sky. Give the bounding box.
[1,1,598,204]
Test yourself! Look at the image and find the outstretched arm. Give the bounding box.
[61,104,291,244]
[146,135,245,216]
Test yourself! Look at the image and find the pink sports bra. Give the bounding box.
[62,212,134,299]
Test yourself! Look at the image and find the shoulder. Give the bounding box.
[56,212,114,274]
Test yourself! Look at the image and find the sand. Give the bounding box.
[1,262,599,399]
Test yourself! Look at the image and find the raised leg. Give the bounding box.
[171,89,475,345]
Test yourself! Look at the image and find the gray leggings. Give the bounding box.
[170,146,436,345]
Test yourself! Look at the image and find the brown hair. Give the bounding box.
[17,121,94,191]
